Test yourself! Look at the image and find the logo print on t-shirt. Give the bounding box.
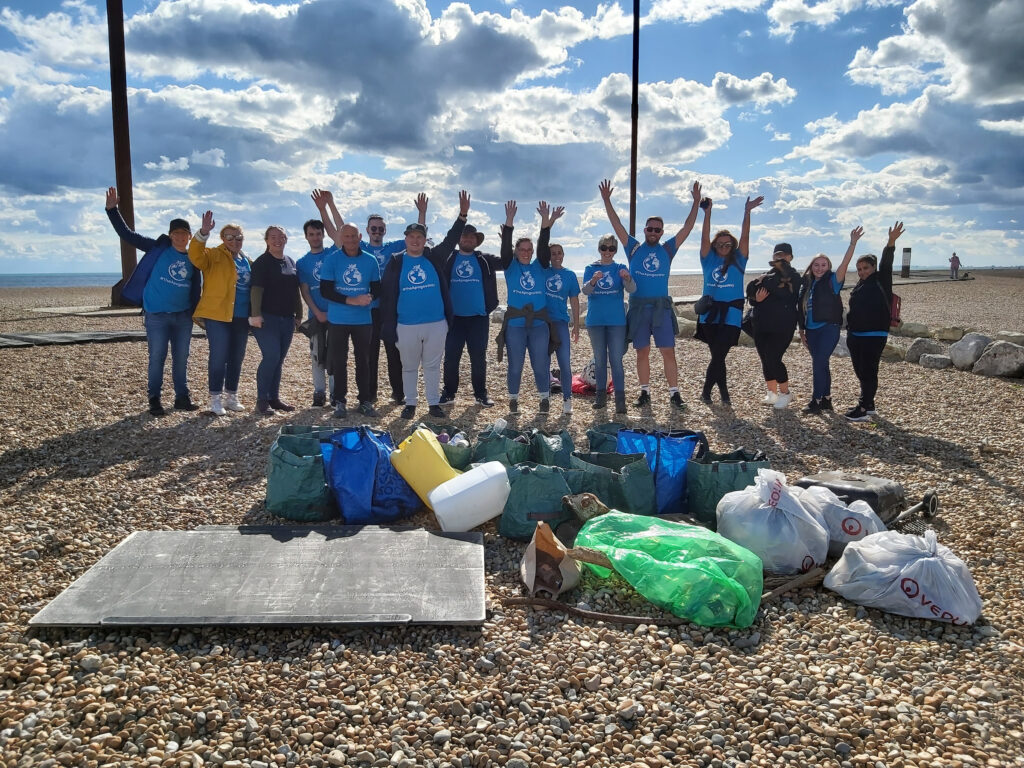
[312,260,322,282]
[519,271,536,291]
[407,264,427,285]
[167,260,189,282]
[342,263,362,286]
[642,253,660,274]
[546,274,562,293]
[456,260,474,279]
[235,262,250,287]
[597,273,614,290]
[712,265,728,284]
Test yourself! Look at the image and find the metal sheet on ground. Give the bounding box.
[30,526,485,627]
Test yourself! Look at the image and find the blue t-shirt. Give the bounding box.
[449,253,486,317]
[142,247,194,313]
[296,246,335,318]
[398,256,445,325]
[321,248,380,325]
[698,249,748,326]
[543,267,581,323]
[232,254,251,318]
[505,259,547,328]
[583,262,628,327]
[626,235,677,298]
[362,239,406,310]
[805,273,843,330]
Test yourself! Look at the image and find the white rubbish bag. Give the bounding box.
[824,530,982,624]
[716,468,828,575]
[796,485,886,557]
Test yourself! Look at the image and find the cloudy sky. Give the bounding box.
[1,0,1022,274]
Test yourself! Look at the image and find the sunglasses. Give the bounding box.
[714,240,733,247]
[223,234,244,241]
[644,226,662,233]
[367,225,385,234]
[599,245,617,252]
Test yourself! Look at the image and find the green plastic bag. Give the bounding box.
[576,511,763,628]
[498,463,575,540]
[278,424,337,441]
[473,426,531,467]
[266,433,336,522]
[530,429,576,468]
[569,452,657,517]
[686,448,770,530]
[416,422,472,471]
[586,422,626,453]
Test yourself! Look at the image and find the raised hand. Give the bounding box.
[691,181,702,203]
[598,179,613,200]
[311,189,332,209]
[887,221,905,246]
[537,201,550,227]
[504,200,517,225]
[550,205,565,223]
[415,192,429,215]
[745,195,765,213]
[850,225,864,244]
[200,210,215,236]
[105,186,118,209]
[458,190,470,216]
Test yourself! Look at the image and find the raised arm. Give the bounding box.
[700,197,714,257]
[672,181,702,251]
[104,186,157,251]
[432,190,470,258]
[835,226,864,284]
[535,201,564,269]
[415,193,428,226]
[312,189,343,244]
[880,221,903,289]
[737,195,765,256]
[500,199,517,270]
[188,210,218,270]
[598,179,629,246]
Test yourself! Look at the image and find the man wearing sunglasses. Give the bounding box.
[599,179,702,410]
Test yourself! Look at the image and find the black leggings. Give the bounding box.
[847,334,887,410]
[754,330,793,383]
[701,323,740,398]
[328,323,374,405]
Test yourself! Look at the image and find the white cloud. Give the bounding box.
[979,118,1024,136]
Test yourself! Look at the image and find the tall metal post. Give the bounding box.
[901,247,911,279]
[107,0,136,305]
[628,0,639,237]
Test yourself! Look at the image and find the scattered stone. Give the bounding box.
[881,339,905,361]
[919,353,952,369]
[993,330,1024,346]
[973,341,1024,378]
[934,326,965,341]
[949,332,993,369]
[893,321,930,338]
[905,337,945,364]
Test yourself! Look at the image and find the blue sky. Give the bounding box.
[0,0,1021,274]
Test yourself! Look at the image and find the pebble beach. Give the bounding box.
[1,271,1022,768]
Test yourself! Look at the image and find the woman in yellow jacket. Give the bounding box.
[189,210,252,415]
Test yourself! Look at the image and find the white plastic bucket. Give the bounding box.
[428,461,511,532]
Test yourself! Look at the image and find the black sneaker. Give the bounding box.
[312,391,326,407]
[268,398,295,413]
[845,405,871,422]
[400,405,416,419]
[438,393,456,406]
[634,390,651,408]
[475,395,495,408]
[670,392,686,411]
[700,389,713,405]
[174,395,199,412]
[592,395,607,410]
[391,393,405,405]
[803,399,823,415]
[820,396,834,411]
[509,398,519,414]
[539,397,550,414]
[333,402,347,419]
[614,395,627,415]
[428,405,445,419]
[255,400,276,416]
[358,402,379,417]
[148,397,166,417]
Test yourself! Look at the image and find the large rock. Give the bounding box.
[934,326,965,341]
[491,305,506,324]
[881,340,905,361]
[832,332,850,358]
[676,318,698,338]
[906,337,945,364]
[973,342,1024,378]
[893,321,931,338]
[737,329,756,347]
[949,333,992,370]
[993,330,1024,346]
[676,303,698,322]
[920,354,952,369]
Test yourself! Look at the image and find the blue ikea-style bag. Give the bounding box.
[616,429,708,515]
[328,427,420,523]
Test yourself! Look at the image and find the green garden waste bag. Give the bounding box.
[416,421,473,471]
[530,429,576,468]
[499,463,575,540]
[586,423,626,453]
[686,448,770,530]
[575,511,763,628]
[266,433,335,522]
[473,425,531,467]
[568,452,657,517]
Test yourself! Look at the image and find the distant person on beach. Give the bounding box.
[950,252,961,280]
[536,201,581,415]
[798,227,863,414]
[844,221,904,422]
[746,242,801,410]
[104,186,200,417]
[295,211,334,408]
[599,179,702,411]
[582,234,637,413]
[188,211,252,416]
[249,226,302,416]
[696,193,764,405]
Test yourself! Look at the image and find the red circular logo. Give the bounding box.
[900,577,919,598]
[801,555,815,572]
[841,517,863,536]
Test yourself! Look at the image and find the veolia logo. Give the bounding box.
[841,517,863,536]
[801,555,815,573]
[899,577,969,623]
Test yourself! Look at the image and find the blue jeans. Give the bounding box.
[505,321,549,396]
[805,324,840,400]
[205,317,249,393]
[252,313,294,401]
[587,324,626,394]
[550,321,573,400]
[143,309,193,400]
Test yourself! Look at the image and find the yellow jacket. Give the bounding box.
[188,233,251,322]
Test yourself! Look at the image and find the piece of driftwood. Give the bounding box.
[501,596,688,626]
[760,567,826,602]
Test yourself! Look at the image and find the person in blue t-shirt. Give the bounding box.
[104,186,200,417]
[599,179,702,411]
[798,227,862,414]
[296,215,335,407]
[313,189,427,405]
[536,202,581,415]
[319,224,382,419]
[498,200,554,415]
[582,234,637,413]
[696,194,764,405]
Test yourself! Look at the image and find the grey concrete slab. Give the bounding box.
[30,526,485,627]
[0,329,204,347]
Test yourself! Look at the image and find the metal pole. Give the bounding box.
[107,0,136,305]
[628,0,639,237]
[901,247,911,279]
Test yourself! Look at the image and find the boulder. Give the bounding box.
[934,326,965,342]
[949,333,992,370]
[993,330,1024,346]
[906,337,945,364]
[919,354,952,370]
[676,304,698,322]
[832,332,850,358]
[893,321,931,338]
[881,340,905,361]
[491,305,506,324]
[676,318,698,338]
[973,342,1024,378]
[737,330,756,347]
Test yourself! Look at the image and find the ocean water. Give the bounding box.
[0,273,123,288]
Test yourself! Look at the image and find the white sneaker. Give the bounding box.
[223,391,245,412]
[762,391,778,405]
[563,398,573,415]
[210,393,226,416]
[774,393,792,409]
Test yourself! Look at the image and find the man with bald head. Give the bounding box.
[319,223,382,418]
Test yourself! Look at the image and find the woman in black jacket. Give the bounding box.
[844,221,904,421]
[747,243,801,409]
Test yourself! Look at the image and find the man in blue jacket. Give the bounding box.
[105,186,201,416]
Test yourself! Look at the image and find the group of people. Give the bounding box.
[104,181,903,423]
